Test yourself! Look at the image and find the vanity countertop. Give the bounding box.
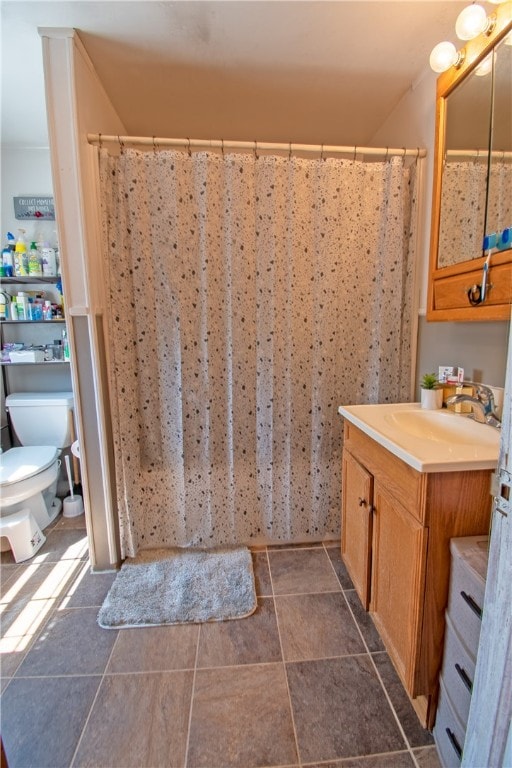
[338,402,500,473]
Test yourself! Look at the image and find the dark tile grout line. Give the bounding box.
[183,620,202,768]
[320,542,424,768]
[0,557,91,682]
[69,610,121,767]
[264,546,303,768]
[1,537,434,768]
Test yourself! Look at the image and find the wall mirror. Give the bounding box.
[428,4,512,321]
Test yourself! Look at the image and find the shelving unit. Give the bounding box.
[0,275,72,444]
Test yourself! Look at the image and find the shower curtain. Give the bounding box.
[99,148,418,556]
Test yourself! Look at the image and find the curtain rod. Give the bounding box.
[445,149,512,160]
[87,134,426,159]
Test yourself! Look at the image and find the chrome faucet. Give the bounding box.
[446,382,501,428]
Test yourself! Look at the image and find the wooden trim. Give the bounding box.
[427,3,512,321]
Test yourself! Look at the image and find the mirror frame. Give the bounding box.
[427,2,512,322]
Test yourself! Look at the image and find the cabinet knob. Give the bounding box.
[358,498,366,507]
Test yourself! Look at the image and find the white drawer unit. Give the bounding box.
[434,678,466,768]
[434,535,489,767]
[439,613,476,725]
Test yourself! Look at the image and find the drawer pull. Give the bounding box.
[358,497,366,507]
[455,662,473,692]
[446,728,463,759]
[460,590,483,619]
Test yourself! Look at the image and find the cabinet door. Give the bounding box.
[370,482,428,696]
[341,450,373,608]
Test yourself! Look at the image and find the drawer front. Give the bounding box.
[439,614,475,726]
[434,679,465,768]
[433,260,512,311]
[446,557,485,658]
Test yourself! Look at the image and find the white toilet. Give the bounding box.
[0,392,74,561]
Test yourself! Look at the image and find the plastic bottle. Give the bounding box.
[62,328,70,361]
[14,230,28,277]
[2,232,15,276]
[56,278,64,316]
[0,292,8,321]
[497,227,511,251]
[41,243,57,277]
[10,296,18,320]
[43,300,53,321]
[16,291,30,320]
[28,241,43,277]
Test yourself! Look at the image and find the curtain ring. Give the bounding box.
[416,147,420,161]
[98,132,103,150]
[221,139,224,157]
[353,146,357,163]
[254,140,259,160]
[152,136,158,154]
[118,136,124,154]
[320,144,325,161]
[289,142,292,160]
[385,147,389,162]
[187,138,192,157]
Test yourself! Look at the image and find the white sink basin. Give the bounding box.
[338,402,500,472]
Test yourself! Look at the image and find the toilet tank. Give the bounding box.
[5,392,74,447]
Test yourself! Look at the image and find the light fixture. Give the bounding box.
[429,41,465,73]
[475,53,493,76]
[429,2,499,73]
[455,4,488,40]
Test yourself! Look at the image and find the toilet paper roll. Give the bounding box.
[71,441,81,459]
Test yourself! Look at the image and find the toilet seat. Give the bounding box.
[0,446,59,486]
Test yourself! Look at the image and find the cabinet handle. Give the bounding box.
[455,663,473,692]
[446,728,463,759]
[358,497,366,507]
[460,591,483,619]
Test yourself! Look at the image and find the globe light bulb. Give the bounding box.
[455,4,487,41]
[475,54,493,76]
[430,41,458,73]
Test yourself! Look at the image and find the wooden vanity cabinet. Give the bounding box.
[341,422,492,727]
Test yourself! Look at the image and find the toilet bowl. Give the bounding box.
[1,391,74,561]
[0,446,62,524]
[0,446,62,559]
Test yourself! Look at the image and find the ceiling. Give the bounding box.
[2,0,472,149]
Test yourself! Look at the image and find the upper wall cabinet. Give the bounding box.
[427,3,512,321]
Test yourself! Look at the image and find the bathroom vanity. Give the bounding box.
[338,403,499,729]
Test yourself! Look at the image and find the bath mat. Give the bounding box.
[97,546,257,628]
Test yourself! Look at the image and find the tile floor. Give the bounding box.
[0,515,442,768]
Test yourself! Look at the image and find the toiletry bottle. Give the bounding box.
[16,291,30,320]
[43,300,53,320]
[10,296,18,320]
[497,227,511,251]
[41,242,57,277]
[62,328,70,361]
[28,241,43,277]
[0,292,8,321]
[14,230,28,276]
[56,278,64,315]
[2,232,15,276]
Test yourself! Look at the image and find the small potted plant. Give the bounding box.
[420,373,443,410]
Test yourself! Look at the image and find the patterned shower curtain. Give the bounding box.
[99,148,418,556]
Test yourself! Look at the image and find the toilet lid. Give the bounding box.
[0,446,59,487]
